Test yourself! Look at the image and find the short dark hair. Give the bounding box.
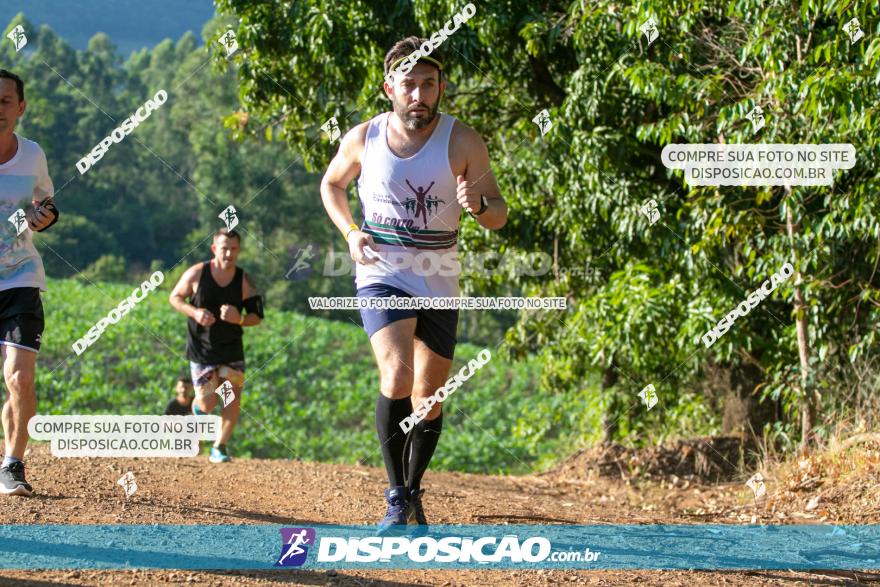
[0,70,24,102]
[384,36,444,81]
[175,376,190,387]
[213,227,241,243]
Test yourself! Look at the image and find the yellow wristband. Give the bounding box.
[344,223,359,240]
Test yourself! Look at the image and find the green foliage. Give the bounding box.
[214,0,880,444]
[35,213,121,277]
[7,1,878,458]
[4,13,420,338]
[78,254,128,283]
[38,278,708,474]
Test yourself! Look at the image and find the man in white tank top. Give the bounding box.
[321,36,507,533]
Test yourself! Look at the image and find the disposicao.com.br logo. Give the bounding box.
[0,523,875,570]
[276,525,600,568]
[316,534,598,564]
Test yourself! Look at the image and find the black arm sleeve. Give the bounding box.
[243,295,264,319]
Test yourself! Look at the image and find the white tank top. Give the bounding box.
[355,111,461,297]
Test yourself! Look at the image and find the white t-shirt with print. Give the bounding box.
[0,133,53,292]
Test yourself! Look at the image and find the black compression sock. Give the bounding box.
[406,413,443,491]
[375,394,412,488]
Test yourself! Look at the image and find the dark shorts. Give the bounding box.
[0,287,44,353]
[357,283,458,360]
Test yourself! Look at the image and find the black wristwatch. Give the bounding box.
[469,195,488,217]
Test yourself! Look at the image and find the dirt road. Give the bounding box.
[0,443,876,586]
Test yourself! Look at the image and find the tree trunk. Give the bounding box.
[785,187,815,449]
[721,362,775,437]
[601,367,620,444]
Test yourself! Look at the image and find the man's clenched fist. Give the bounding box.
[456,175,483,215]
[25,197,59,232]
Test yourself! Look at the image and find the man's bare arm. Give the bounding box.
[169,265,214,326]
[456,126,508,230]
[320,123,367,236]
[320,122,379,265]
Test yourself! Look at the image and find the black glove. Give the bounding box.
[25,197,59,232]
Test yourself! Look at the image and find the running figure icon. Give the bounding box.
[278,529,310,565]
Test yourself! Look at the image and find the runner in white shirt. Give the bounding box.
[0,70,60,496]
[321,37,507,533]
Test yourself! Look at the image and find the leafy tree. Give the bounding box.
[4,14,366,320]
[213,0,880,449]
[78,254,128,283]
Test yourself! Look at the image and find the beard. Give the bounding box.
[393,98,440,130]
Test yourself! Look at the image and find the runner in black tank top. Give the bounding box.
[186,260,244,365]
[169,229,264,463]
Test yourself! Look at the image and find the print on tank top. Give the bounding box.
[355,111,462,296]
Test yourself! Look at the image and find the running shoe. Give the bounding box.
[209,444,231,463]
[406,488,428,527]
[377,486,408,535]
[0,461,33,496]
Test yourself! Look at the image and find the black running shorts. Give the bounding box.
[0,287,44,353]
[357,283,458,360]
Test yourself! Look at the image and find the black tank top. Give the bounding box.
[185,261,244,364]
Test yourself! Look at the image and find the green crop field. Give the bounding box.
[33,277,599,475]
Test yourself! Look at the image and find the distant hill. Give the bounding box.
[7,0,215,55]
